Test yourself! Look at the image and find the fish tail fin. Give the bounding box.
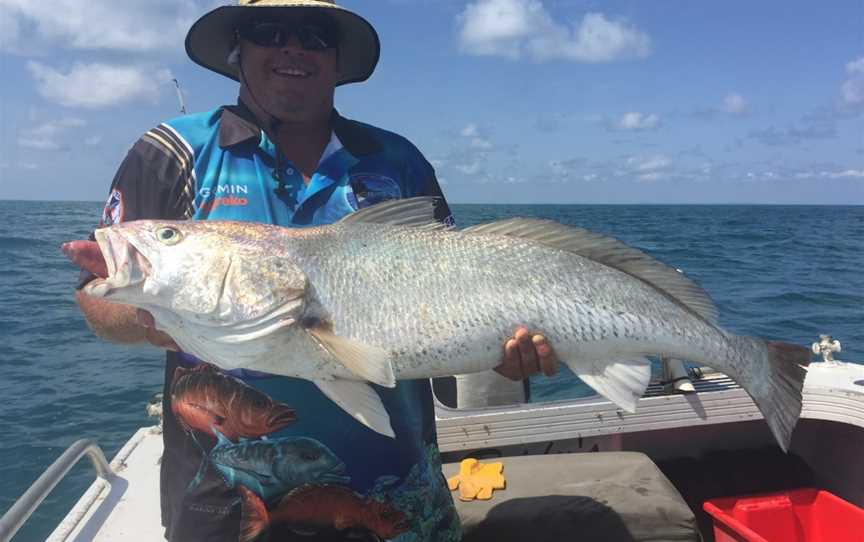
[238,485,269,542]
[729,336,811,452]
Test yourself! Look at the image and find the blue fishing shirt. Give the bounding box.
[95,102,460,542]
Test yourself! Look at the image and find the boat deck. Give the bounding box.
[37,362,864,541]
[45,428,164,542]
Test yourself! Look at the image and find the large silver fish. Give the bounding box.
[63,198,810,449]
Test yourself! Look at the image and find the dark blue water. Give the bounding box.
[1,200,862,541]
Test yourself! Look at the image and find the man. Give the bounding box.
[74,1,557,540]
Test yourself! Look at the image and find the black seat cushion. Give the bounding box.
[443,452,700,542]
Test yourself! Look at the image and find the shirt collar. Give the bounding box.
[318,130,343,166]
[218,100,381,156]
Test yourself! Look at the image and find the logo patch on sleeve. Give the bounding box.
[347,175,402,210]
[100,189,124,226]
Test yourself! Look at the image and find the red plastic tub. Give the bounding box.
[703,488,864,542]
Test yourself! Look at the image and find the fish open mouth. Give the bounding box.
[318,461,349,485]
[83,228,153,298]
[319,472,351,485]
[268,409,298,427]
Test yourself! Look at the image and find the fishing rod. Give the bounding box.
[172,78,187,115]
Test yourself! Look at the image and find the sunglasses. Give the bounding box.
[238,20,338,51]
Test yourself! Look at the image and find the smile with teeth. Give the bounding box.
[274,66,311,77]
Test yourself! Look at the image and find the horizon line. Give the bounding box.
[1,198,862,207]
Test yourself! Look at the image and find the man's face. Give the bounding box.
[237,17,339,124]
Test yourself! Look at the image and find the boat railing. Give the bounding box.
[0,439,114,542]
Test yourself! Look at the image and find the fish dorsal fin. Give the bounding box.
[462,218,719,325]
[338,197,451,230]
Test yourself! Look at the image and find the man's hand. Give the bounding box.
[495,326,559,381]
[136,309,181,351]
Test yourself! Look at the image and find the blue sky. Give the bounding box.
[0,0,861,204]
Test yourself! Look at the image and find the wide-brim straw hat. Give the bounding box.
[186,0,380,86]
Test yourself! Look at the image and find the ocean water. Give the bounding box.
[0,200,861,541]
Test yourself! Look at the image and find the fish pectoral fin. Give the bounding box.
[307,326,396,388]
[314,379,396,438]
[211,426,231,446]
[569,357,652,413]
[236,467,275,482]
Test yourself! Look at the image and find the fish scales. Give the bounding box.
[293,222,726,379]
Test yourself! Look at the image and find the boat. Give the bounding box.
[2,337,862,541]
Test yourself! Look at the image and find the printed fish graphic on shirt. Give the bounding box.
[238,484,409,542]
[210,429,349,503]
[171,364,296,441]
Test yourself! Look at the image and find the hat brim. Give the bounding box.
[185,3,380,86]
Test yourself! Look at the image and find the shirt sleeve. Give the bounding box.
[77,132,194,288]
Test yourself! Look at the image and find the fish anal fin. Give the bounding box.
[314,379,395,438]
[462,219,719,325]
[307,325,396,387]
[568,357,652,412]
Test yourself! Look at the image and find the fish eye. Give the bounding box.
[156,226,183,245]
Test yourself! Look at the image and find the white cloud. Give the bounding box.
[545,155,862,188]
[0,0,207,53]
[18,118,87,150]
[617,112,660,131]
[831,169,864,178]
[18,138,62,151]
[690,93,750,119]
[455,161,484,175]
[431,123,507,182]
[794,169,864,180]
[459,123,494,149]
[623,154,671,181]
[457,0,651,62]
[84,135,103,147]
[28,62,172,108]
[722,93,749,115]
[546,153,680,184]
[839,56,864,111]
[30,118,86,136]
[628,154,671,172]
[460,124,480,137]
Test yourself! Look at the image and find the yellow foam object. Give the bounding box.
[447,458,506,501]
